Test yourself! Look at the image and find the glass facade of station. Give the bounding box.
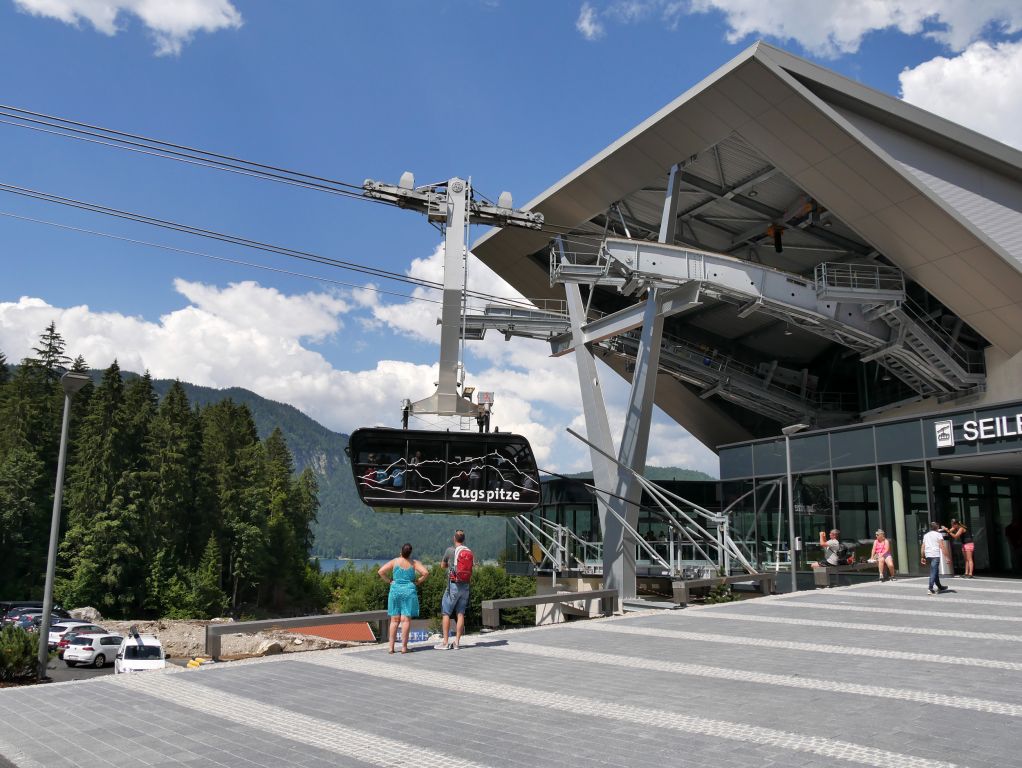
[719,401,1022,577]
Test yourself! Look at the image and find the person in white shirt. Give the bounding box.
[921,521,951,595]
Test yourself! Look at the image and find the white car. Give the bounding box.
[48,621,105,650]
[114,631,166,674]
[63,633,123,668]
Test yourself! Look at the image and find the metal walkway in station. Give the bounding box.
[2,578,1019,767]
[463,237,985,425]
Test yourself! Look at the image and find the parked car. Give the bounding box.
[1,603,69,624]
[57,627,96,657]
[47,621,106,650]
[0,605,70,625]
[11,612,62,631]
[57,626,111,658]
[64,633,123,668]
[114,628,165,674]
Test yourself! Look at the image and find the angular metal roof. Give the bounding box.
[472,41,1022,450]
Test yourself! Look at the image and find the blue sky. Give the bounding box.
[2,1,1022,475]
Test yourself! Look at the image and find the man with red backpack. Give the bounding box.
[436,530,473,650]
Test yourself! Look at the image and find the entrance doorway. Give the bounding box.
[933,470,1020,576]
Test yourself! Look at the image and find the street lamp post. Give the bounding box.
[782,423,810,593]
[37,371,90,681]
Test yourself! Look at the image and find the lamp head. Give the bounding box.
[60,371,91,397]
[781,423,810,436]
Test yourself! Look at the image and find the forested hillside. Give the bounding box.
[0,324,321,618]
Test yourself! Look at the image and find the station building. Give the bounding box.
[475,42,1022,584]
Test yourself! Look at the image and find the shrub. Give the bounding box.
[325,562,536,633]
[0,625,38,682]
[703,571,736,604]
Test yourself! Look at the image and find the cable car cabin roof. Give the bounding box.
[347,427,541,516]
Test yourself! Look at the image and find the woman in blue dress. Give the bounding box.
[378,543,429,654]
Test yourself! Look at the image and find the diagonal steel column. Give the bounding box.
[564,280,623,590]
[607,287,665,598]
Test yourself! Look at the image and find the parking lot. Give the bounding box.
[39,656,189,684]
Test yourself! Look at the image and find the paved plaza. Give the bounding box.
[1,576,1020,767]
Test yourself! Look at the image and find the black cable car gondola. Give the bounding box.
[347,427,540,516]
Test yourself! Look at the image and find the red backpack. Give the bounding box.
[450,545,474,583]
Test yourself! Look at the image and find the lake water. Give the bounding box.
[313,558,388,573]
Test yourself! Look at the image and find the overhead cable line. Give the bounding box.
[0,209,450,307]
[0,102,593,242]
[0,181,534,310]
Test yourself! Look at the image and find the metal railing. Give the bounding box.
[814,262,905,296]
[896,299,985,376]
[205,610,389,660]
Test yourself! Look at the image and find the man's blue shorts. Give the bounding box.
[441,581,470,617]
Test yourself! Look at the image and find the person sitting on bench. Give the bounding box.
[810,529,851,568]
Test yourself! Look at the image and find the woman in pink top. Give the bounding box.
[871,529,896,582]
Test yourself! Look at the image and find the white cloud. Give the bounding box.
[579,1,1022,56]
[576,2,605,41]
[688,0,1022,56]
[899,39,1022,149]
[13,0,242,55]
[1,256,717,475]
[173,279,349,342]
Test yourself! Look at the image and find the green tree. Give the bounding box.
[190,534,228,619]
[144,381,201,567]
[30,321,71,381]
[0,351,8,385]
[59,361,129,605]
[0,447,44,596]
[198,400,268,610]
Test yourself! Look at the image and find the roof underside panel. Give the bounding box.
[830,106,1022,272]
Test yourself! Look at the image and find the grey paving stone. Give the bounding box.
[2,580,1021,767]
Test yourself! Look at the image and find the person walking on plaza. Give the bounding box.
[871,529,896,581]
[946,518,975,578]
[379,543,428,654]
[922,522,951,595]
[436,529,473,651]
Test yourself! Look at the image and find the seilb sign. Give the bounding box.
[934,411,1022,449]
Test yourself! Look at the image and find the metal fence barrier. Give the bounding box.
[205,610,390,660]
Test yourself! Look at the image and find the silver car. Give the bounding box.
[63,633,123,668]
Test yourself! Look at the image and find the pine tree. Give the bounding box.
[0,447,44,596]
[59,361,129,602]
[122,371,157,465]
[0,351,8,385]
[190,534,228,619]
[144,381,201,568]
[64,473,147,615]
[293,467,320,553]
[29,321,71,382]
[198,400,268,610]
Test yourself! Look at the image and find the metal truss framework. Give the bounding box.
[460,157,988,596]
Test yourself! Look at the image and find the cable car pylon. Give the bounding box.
[347,175,544,517]
[363,174,542,428]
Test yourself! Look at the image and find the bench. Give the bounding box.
[672,572,777,606]
[205,610,390,660]
[813,561,876,588]
[481,589,619,629]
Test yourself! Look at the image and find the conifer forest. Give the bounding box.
[0,323,324,619]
